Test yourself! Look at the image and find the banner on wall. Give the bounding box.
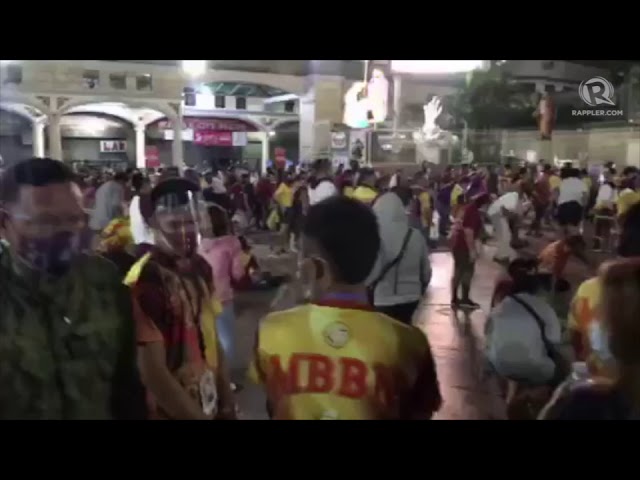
[194,131,248,147]
[349,130,367,165]
[145,146,160,168]
[100,140,127,153]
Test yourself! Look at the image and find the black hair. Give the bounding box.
[206,203,231,237]
[303,196,380,285]
[358,167,376,186]
[150,178,199,213]
[618,202,640,258]
[0,157,77,205]
[204,171,214,186]
[131,172,149,193]
[543,164,552,172]
[113,171,128,183]
[507,257,540,294]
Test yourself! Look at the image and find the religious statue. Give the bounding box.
[412,96,459,149]
[535,92,556,140]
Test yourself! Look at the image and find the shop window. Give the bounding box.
[284,100,295,112]
[235,97,247,110]
[136,74,152,91]
[215,95,226,108]
[3,64,23,85]
[109,73,127,90]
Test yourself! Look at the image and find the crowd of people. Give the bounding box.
[0,154,639,420]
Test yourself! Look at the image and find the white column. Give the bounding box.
[392,75,402,133]
[48,113,63,161]
[32,118,45,158]
[135,124,146,169]
[261,132,270,174]
[171,116,184,168]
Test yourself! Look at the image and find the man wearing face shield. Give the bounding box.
[0,158,146,419]
[124,178,235,420]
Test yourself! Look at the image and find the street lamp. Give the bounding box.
[182,60,207,78]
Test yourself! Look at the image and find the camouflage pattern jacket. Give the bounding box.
[0,246,146,419]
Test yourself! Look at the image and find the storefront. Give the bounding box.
[146,117,259,170]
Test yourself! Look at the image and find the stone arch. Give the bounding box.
[57,96,179,124]
[0,91,51,117]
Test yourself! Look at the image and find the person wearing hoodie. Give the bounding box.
[199,204,246,389]
[367,189,432,325]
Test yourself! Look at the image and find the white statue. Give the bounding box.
[412,96,458,150]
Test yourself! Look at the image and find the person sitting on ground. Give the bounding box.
[367,189,431,325]
[248,196,441,420]
[485,258,565,387]
[537,234,591,293]
[540,257,640,420]
[352,167,379,206]
[567,202,640,378]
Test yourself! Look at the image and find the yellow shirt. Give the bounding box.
[274,183,293,208]
[568,277,605,374]
[549,175,561,191]
[248,302,439,420]
[616,189,640,217]
[419,191,431,214]
[353,186,378,205]
[450,184,464,207]
[343,186,355,198]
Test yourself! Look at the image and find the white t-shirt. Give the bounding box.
[129,196,155,245]
[595,183,617,206]
[485,293,562,384]
[309,179,338,205]
[487,191,520,216]
[558,177,588,205]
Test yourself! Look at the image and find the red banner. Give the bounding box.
[194,130,234,146]
[274,147,286,169]
[145,146,160,168]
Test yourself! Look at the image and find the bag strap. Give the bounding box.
[370,228,413,291]
[508,294,554,358]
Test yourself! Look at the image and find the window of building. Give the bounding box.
[542,61,555,71]
[136,74,152,91]
[83,70,100,89]
[215,95,226,108]
[284,100,295,113]
[235,97,247,110]
[109,73,127,90]
[3,64,23,85]
[183,87,196,107]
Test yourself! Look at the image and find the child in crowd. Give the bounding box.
[249,196,442,420]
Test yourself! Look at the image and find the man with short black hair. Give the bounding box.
[0,157,146,419]
[249,196,441,420]
[126,177,235,420]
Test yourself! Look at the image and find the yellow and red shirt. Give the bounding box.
[568,277,606,375]
[249,299,440,420]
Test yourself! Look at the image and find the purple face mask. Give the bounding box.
[17,230,90,277]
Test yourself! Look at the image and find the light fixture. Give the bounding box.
[182,60,207,78]
[268,131,276,137]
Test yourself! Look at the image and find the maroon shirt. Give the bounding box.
[451,203,482,254]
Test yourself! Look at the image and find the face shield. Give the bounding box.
[154,191,206,258]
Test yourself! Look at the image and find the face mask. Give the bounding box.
[16,230,89,277]
[156,227,199,258]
